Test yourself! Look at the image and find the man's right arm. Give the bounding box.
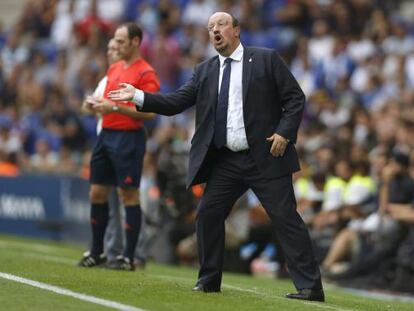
[110,71,199,116]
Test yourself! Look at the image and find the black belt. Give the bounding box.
[224,147,250,154]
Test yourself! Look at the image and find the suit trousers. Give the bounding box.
[196,148,322,291]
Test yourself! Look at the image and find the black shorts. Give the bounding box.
[90,128,146,188]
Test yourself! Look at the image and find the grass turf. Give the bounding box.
[0,234,412,311]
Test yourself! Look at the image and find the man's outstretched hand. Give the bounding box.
[108,83,136,101]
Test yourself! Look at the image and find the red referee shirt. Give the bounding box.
[103,58,160,130]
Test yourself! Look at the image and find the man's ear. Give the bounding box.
[133,37,141,48]
[235,26,240,38]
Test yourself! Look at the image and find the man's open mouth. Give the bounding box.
[214,35,222,44]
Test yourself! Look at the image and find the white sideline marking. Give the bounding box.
[223,284,355,311]
[0,272,144,311]
[342,287,414,304]
[26,253,75,265]
[0,240,63,253]
[155,275,355,311]
[0,242,75,265]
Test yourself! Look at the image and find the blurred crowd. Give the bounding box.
[1,0,414,294]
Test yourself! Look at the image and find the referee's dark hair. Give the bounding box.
[120,22,143,42]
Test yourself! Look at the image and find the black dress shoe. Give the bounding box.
[192,284,221,293]
[286,289,325,302]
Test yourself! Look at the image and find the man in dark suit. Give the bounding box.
[109,12,324,302]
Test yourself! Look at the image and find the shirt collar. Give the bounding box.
[218,43,244,67]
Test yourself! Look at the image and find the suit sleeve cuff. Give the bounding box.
[132,89,145,109]
[275,129,294,144]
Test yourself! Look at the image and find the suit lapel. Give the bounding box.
[242,47,253,104]
[207,56,220,113]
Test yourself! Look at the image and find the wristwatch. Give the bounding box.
[112,104,119,112]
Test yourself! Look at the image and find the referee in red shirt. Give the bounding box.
[79,23,160,271]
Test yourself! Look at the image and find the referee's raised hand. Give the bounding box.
[108,83,136,101]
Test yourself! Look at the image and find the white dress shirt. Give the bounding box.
[218,43,248,151]
[133,43,249,151]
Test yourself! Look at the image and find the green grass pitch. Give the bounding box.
[0,234,412,311]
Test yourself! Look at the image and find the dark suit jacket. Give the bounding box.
[139,46,305,187]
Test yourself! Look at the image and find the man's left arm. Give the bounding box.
[271,50,305,144]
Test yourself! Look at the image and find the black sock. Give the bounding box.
[90,202,109,256]
[123,205,142,260]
